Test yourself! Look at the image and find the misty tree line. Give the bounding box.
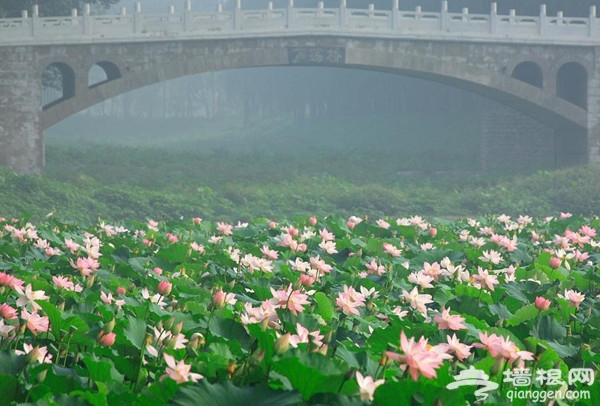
[83,67,489,123]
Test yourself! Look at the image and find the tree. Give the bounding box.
[0,0,119,18]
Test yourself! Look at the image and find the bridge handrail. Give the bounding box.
[0,1,598,45]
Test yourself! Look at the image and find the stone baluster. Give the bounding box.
[133,2,142,33]
[462,7,469,22]
[21,10,29,18]
[415,6,422,20]
[490,2,497,34]
[184,0,191,32]
[391,0,399,30]
[339,0,346,28]
[440,1,448,32]
[539,4,547,35]
[509,9,516,24]
[287,0,294,29]
[169,5,175,15]
[368,4,374,18]
[83,3,91,36]
[32,5,39,37]
[233,0,241,30]
[590,5,597,38]
[120,7,126,16]
[216,4,223,13]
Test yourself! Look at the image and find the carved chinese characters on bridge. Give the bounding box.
[288,47,345,66]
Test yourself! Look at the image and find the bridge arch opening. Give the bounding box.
[42,62,75,110]
[557,62,587,109]
[511,62,543,89]
[89,61,121,88]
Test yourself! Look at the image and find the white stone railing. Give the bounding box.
[0,0,598,46]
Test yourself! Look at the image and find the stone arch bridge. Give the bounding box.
[0,0,599,174]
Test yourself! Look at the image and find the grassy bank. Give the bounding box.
[0,114,596,223]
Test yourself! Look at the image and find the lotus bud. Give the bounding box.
[323,329,334,344]
[309,216,317,226]
[116,286,126,295]
[144,332,153,347]
[164,317,175,331]
[157,280,172,296]
[227,361,237,378]
[86,274,95,288]
[534,296,551,311]
[490,357,505,376]
[36,369,48,383]
[274,333,291,355]
[429,227,438,237]
[97,331,116,347]
[549,257,561,269]
[165,335,180,349]
[171,321,184,335]
[248,349,265,366]
[187,332,205,352]
[316,344,328,356]
[212,290,226,309]
[102,318,116,334]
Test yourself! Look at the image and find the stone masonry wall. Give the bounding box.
[480,105,556,172]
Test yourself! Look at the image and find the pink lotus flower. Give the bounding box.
[434,307,467,330]
[52,275,83,292]
[376,219,390,229]
[319,240,338,254]
[401,287,433,316]
[319,228,335,241]
[165,233,179,243]
[472,267,499,291]
[160,354,203,384]
[382,243,402,257]
[534,296,551,311]
[365,259,386,276]
[385,331,449,381]
[70,257,100,276]
[356,371,384,401]
[240,301,281,329]
[578,225,596,238]
[558,289,585,309]
[216,222,233,235]
[437,333,472,361]
[0,303,18,320]
[21,309,50,336]
[15,284,49,312]
[270,284,310,316]
[213,289,237,309]
[474,332,534,366]
[0,319,15,338]
[261,245,279,259]
[336,285,366,316]
[18,343,52,364]
[0,271,24,290]
[288,323,324,348]
[192,217,203,225]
